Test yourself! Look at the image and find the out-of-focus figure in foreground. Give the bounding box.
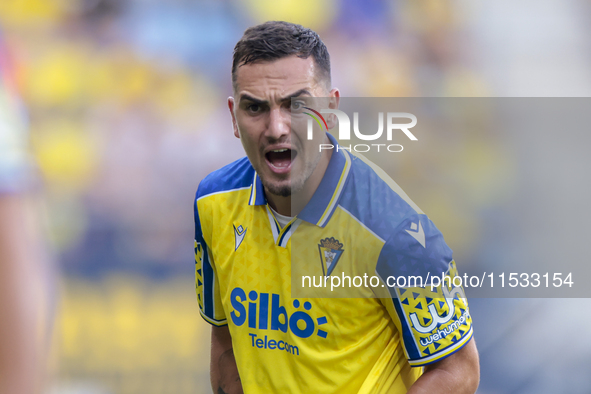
[0,31,51,394]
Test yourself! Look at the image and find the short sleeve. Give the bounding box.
[195,190,227,326]
[377,214,473,366]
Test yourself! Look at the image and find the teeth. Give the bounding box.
[272,149,288,153]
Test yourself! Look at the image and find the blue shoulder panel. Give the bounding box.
[376,214,452,287]
[337,154,417,241]
[196,156,254,200]
[337,154,453,284]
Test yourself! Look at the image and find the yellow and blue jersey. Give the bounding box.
[195,133,473,393]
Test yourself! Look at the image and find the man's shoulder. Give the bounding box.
[343,152,453,278]
[339,152,424,239]
[196,156,254,201]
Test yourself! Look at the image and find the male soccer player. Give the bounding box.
[195,21,479,393]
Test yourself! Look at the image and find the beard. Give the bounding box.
[262,178,291,197]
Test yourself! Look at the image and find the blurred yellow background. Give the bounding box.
[1,0,591,393]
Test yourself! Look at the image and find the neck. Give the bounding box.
[266,195,292,217]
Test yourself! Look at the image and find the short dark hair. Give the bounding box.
[231,21,331,91]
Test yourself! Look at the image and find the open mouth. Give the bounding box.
[265,148,297,172]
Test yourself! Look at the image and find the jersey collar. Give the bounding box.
[298,133,351,227]
[248,133,352,228]
[248,171,266,206]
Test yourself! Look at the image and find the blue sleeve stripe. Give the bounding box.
[195,192,221,323]
[197,157,255,200]
[202,246,215,319]
[392,291,421,360]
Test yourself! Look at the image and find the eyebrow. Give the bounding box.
[239,88,312,105]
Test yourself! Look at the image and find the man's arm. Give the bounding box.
[0,196,48,394]
[211,325,243,394]
[407,338,480,394]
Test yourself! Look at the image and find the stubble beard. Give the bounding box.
[260,151,322,198]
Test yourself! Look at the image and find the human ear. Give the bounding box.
[228,97,240,138]
[326,88,340,129]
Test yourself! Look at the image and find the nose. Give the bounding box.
[266,107,290,141]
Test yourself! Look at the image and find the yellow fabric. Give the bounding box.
[195,150,472,393]
[196,188,424,393]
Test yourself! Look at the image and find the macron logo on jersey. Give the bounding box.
[405,221,425,248]
[234,224,247,251]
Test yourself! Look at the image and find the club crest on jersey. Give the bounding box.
[318,237,344,276]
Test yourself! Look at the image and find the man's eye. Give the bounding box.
[291,101,305,111]
[247,104,261,113]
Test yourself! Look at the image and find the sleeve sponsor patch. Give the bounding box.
[394,261,473,366]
